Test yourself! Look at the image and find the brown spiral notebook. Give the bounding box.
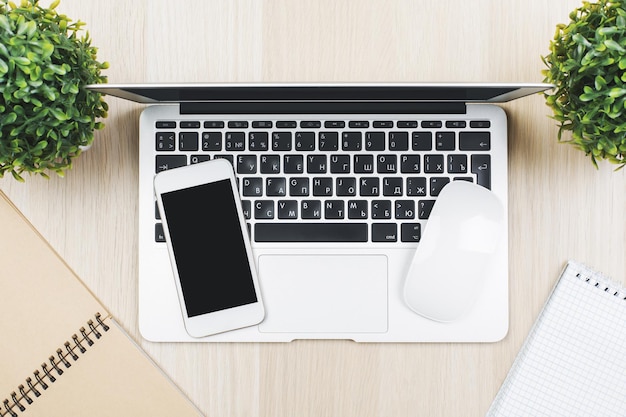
[0,190,203,417]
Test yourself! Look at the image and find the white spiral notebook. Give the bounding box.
[486,261,626,417]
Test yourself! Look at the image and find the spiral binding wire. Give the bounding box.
[574,268,626,300]
[0,313,110,417]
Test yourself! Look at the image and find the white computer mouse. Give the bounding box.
[403,180,505,322]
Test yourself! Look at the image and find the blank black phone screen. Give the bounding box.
[161,180,258,317]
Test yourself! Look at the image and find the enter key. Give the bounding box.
[471,154,491,189]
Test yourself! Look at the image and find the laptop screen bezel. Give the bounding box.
[86,83,553,104]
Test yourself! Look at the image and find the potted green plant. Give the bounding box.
[0,0,108,181]
[542,0,626,168]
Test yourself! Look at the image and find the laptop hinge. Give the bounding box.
[179,101,467,115]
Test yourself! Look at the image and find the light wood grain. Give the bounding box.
[2,1,625,416]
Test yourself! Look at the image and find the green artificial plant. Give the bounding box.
[543,0,626,168]
[0,0,108,181]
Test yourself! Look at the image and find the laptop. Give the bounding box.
[89,83,551,342]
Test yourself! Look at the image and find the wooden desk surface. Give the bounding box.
[2,1,625,416]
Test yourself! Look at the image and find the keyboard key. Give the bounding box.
[180,121,200,129]
[276,121,297,128]
[459,132,491,150]
[471,154,491,189]
[336,177,356,196]
[319,132,339,151]
[325,200,345,219]
[365,132,385,151]
[389,132,409,151]
[373,121,393,128]
[406,177,427,196]
[241,200,252,219]
[377,155,397,173]
[236,155,257,174]
[201,132,222,151]
[190,154,210,164]
[289,177,309,196]
[422,121,442,128]
[242,177,263,196]
[401,223,421,242]
[300,121,321,128]
[260,155,280,173]
[214,154,234,165]
[204,121,224,128]
[312,177,333,196]
[179,132,199,151]
[424,154,444,173]
[324,121,345,128]
[372,223,397,242]
[359,177,380,196]
[254,223,367,242]
[284,155,304,173]
[354,155,374,173]
[418,200,435,219]
[228,121,248,128]
[266,177,287,196]
[400,155,420,173]
[371,200,392,219]
[277,200,298,219]
[252,121,272,128]
[383,177,403,196]
[446,121,466,129]
[295,132,316,151]
[254,200,275,219]
[156,132,176,151]
[307,155,328,173]
[470,120,491,128]
[435,132,455,150]
[155,223,165,242]
[156,121,176,128]
[301,200,322,219]
[249,132,269,151]
[155,155,186,173]
[395,200,415,219]
[330,155,350,173]
[397,120,418,128]
[348,200,368,219]
[412,132,433,151]
[430,177,450,196]
[272,132,292,150]
[349,121,369,128]
[448,154,468,173]
[225,132,246,151]
[342,132,362,150]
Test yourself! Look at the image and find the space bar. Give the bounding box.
[255,223,368,242]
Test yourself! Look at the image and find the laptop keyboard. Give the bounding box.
[153,118,493,244]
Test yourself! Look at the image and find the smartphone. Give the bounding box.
[153,158,265,337]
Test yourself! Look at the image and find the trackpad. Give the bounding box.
[258,255,388,333]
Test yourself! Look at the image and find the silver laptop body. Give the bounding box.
[90,83,550,342]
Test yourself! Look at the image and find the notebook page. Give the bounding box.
[486,261,626,417]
